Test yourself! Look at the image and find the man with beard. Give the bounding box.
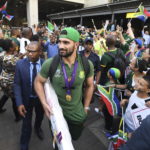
[80,37,101,86]
[34,27,94,145]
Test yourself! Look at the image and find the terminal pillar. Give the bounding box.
[111,12,115,23]
[80,15,83,25]
[27,0,39,27]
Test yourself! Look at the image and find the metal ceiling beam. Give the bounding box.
[39,0,84,5]
[47,0,150,20]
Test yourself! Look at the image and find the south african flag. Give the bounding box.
[97,85,121,116]
[108,118,128,150]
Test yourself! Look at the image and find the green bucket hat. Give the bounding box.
[59,27,80,42]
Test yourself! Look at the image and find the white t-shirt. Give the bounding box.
[78,46,84,52]
[124,91,150,131]
[20,37,30,54]
[142,31,150,46]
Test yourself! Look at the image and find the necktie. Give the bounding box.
[32,63,37,96]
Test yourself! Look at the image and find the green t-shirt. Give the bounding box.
[100,49,117,68]
[121,34,134,55]
[11,37,20,46]
[100,49,118,85]
[120,43,129,55]
[40,55,94,124]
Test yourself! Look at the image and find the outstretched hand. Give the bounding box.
[120,99,128,107]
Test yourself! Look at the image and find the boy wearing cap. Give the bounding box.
[34,27,94,142]
[80,37,101,86]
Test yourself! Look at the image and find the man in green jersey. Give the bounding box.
[34,27,94,142]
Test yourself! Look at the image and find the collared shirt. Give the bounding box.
[111,24,115,31]
[30,59,41,97]
[80,50,101,74]
[44,41,58,58]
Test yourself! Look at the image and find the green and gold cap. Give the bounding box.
[59,27,80,42]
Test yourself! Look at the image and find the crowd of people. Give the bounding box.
[0,20,150,150]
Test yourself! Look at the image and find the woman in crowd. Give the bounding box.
[0,39,21,121]
[113,57,148,98]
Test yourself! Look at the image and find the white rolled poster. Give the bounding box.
[44,80,74,150]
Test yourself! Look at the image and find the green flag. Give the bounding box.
[47,21,54,31]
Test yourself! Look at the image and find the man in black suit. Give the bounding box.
[14,41,44,150]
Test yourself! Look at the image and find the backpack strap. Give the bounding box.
[106,49,126,64]
[106,51,116,59]
[49,54,90,82]
[80,54,90,79]
[49,55,60,82]
[117,48,126,59]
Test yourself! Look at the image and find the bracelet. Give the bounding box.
[84,107,90,110]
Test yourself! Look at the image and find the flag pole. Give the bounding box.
[120,90,125,139]
[0,15,4,27]
[122,107,125,138]
[129,2,143,23]
[1,15,4,20]
[91,19,97,31]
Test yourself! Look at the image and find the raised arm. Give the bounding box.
[127,22,135,39]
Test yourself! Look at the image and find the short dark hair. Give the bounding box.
[29,41,42,51]
[31,34,39,42]
[106,35,116,47]
[135,58,147,73]
[0,39,13,52]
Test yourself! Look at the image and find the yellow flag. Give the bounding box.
[126,12,143,18]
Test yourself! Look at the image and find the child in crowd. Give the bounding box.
[120,70,150,138]
[107,67,121,85]
[101,68,121,134]
[112,57,148,98]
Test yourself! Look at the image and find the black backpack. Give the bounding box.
[106,49,127,76]
[48,54,90,82]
